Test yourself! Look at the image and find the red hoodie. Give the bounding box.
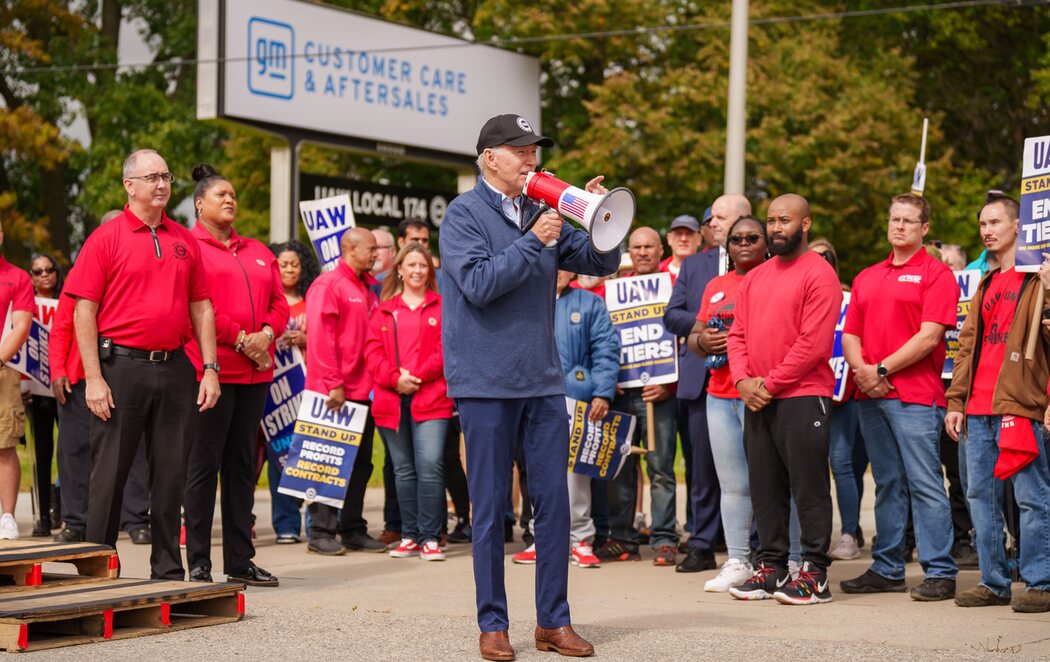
[184,224,289,384]
[365,290,453,429]
[727,250,843,398]
[305,260,377,400]
[48,293,83,384]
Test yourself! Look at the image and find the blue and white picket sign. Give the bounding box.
[3,297,58,398]
[299,193,355,271]
[260,346,307,469]
[830,293,850,402]
[605,273,678,388]
[278,390,369,507]
[565,398,634,481]
[942,269,982,379]
[1017,135,1050,273]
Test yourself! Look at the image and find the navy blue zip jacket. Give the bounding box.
[440,178,621,399]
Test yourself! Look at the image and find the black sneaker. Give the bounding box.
[128,527,151,545]
[447,518,471,544]
[840,569,907,594]
[342,532,386,553]
[189,566,213,583]
[53,527,84,543]
[675,547,716,573]
[910,577,956,602]
[773,562,833,605]
[307,537,346,556]
[951,540,979,569]
[594,540,641,562]
[728,563,790,601]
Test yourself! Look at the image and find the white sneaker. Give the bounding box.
[0,514,18,540]
[704,558,754,592]
[829,533,861,560]
[788,559,801,580]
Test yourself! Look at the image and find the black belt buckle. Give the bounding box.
[147,350,169,363]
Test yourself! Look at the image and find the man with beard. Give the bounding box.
[839,195,960,601]
[726,194,842,605]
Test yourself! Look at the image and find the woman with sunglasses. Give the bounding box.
[183,163,289,586]
[689,216,803,591]
[365,243,452,561]
[28,254,61,536]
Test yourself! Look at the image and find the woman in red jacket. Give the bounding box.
[366,243,452,562]
[183,163,289,586]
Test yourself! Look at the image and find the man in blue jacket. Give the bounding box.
[441,114,620,661]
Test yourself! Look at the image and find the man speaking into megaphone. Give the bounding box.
[439,114,623,661]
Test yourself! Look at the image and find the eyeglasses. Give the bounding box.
[728,233,762,246]
[126,172,175,184]
[31,267,56,276]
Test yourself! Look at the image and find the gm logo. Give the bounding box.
[248,17,294,99]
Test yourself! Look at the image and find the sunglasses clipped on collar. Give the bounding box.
[31,267,56,277]
[727,233,762,246]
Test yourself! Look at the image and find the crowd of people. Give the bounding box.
[0,120,1045,659]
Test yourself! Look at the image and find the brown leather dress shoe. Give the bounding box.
[479,630,515,661]
[535,625,594,657]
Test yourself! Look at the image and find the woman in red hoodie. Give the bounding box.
[183,164,289,586]
[366,243,452,562]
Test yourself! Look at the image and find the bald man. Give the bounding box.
[599,227,681,566]
[726,194,842,605]
[302,227,385,555]
[708,194,752,248]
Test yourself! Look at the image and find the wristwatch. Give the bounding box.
[262,327,275,343]
[876,362,889,379]
[203,362,221,374]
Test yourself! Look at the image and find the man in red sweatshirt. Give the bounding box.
[725,193,842,605]
[303,227,385,556]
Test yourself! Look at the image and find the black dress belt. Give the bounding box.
[111,344,180,363]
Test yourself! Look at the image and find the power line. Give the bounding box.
[5,0,1046,76]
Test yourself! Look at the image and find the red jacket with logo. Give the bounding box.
[184,224,289,384]
[365,290,453,429]
[305,261,377,400]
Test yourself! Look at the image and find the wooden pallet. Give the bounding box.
[0,578,245,652]
[0,541,117,591]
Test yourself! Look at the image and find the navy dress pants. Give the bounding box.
[457,396,571,633]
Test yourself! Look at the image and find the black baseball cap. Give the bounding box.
[476,114,554,155]
[669,215,700,232]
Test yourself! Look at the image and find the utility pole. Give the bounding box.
[724,0,749,195]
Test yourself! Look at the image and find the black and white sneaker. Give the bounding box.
[728,563,791,600]
[773,561,833,605]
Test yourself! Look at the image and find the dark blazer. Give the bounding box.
[663,248,721,400]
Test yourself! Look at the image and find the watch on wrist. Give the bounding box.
[876,362,889,379]
[203,362,221,374]
[262,327,275,343]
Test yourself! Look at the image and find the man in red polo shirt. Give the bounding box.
[303,226,384,555]
[64,149,220,580]
[0,224,34,540]
[840,194,960,601]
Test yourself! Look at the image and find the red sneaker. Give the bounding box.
[389,539,421,558]
[420,540,446,561]
[512,544,537,564]
[571,543,601,568]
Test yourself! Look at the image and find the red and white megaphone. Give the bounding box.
[523,171,634,253]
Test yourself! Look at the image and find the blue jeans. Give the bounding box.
[268,458,304,536]
[708,395,801,562]
[963,416,1050,596]
[378,397,449,543]
[859,399,956,580]
[829,399,867,536]
[608,390,678,548]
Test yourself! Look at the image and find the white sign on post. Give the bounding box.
[199,0,542,158]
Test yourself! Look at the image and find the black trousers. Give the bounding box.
[85,352,196,580]
[57,382,150,532]
[444,414,469,520]
[307,399,375,540]
[28,397,58,522]
[744,396,833,570]
[184,382,268,574]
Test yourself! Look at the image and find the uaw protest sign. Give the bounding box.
[299,193,355,272]
[830,293,850,402]
[1017,134,1050,272]
[2,297,57,398]
[278,390,368,507]
[943,270,982,379]
[605,273,678,388]
[565,398,634,481]
[261,346,307,469]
